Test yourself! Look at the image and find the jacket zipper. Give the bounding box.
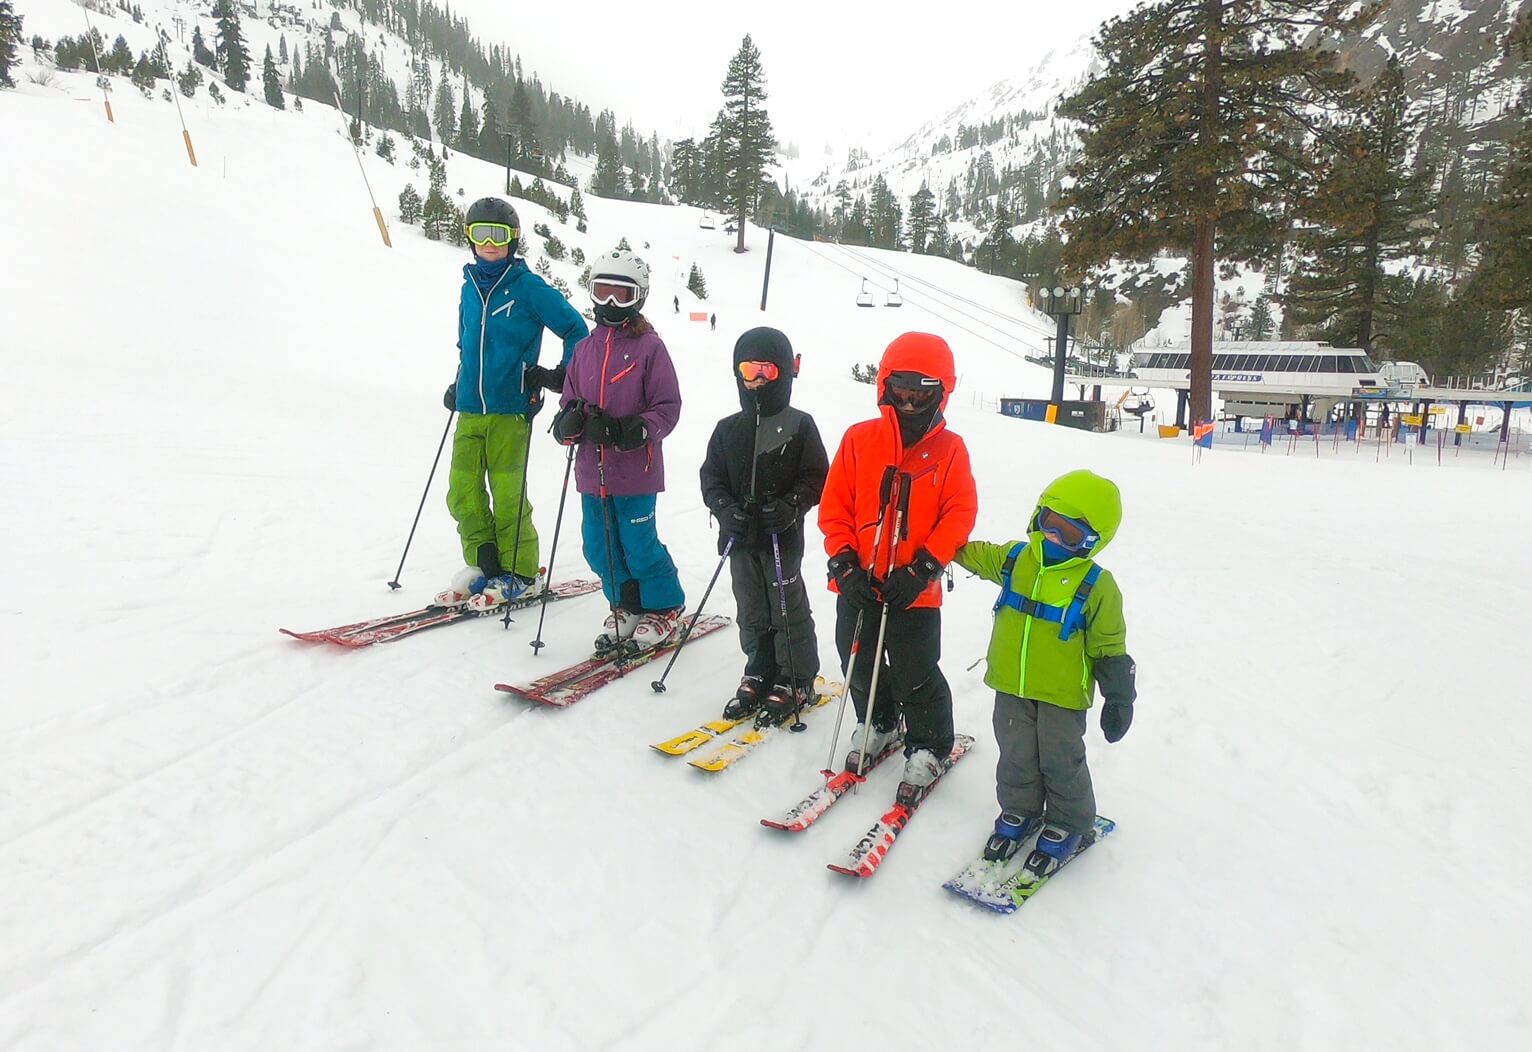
[476,267,514,414]
[1017,555,1046,698]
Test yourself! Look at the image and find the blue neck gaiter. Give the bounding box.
[470,255,514,295]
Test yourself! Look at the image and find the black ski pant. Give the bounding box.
[730,546,820,688]
[834,595,953,759]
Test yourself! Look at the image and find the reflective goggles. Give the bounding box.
[737,360,780,383]
[589,278,641,307]
[886,379,942,412]
[465,222,517,247]
[1035,506,1100,553]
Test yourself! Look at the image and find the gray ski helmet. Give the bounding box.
[465,197,520,256]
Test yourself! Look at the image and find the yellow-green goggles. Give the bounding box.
[466,222,517,247]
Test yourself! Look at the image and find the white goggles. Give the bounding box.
[589,278,641,307]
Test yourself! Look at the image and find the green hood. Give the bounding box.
[1029,470,1122,565]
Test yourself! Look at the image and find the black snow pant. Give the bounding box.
[834,595,953,759]
[730,546,820,688]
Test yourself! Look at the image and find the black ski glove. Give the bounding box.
[614,415,648,451]
[716,502,754,542]
[551,400,589,445]
[878,548,944,611]
[524,362,566,395]
[443,382,458,411]
[757,496,798,535]
[1095,653,1137,743]
[828,548,878,611]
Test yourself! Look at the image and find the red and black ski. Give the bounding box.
[280,579,602,647]
[495,614,731,707]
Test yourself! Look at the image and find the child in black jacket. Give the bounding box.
[700,327,830,725]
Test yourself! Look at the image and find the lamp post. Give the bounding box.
[1034,283,1086,417]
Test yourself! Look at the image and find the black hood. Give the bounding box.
[733,326,795,416]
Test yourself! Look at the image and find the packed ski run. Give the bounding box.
[5,4,1532,1048]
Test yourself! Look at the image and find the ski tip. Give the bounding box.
[826,863,869,878]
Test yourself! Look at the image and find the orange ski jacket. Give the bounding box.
[818,333,979,609]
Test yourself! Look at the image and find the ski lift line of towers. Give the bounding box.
[1063,341,1528,443]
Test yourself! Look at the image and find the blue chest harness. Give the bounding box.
[992,541,1101,642]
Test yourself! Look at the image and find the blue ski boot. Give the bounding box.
[983,812,1042,862]
[1023,824,1084,877]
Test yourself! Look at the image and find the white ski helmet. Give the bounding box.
[589,249,651,326]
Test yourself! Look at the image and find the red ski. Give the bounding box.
[827,734,975,878]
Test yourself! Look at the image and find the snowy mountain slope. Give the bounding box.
[3,53,1532,1052]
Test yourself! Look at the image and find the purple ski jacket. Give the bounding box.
[560,322,682,496]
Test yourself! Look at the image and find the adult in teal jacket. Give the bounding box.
[437,198,589,611]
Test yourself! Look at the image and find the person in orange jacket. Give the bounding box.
[818,332,978,802]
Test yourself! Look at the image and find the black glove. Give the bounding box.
[526,392,547,420]
[1094,654,1137,743]
[524,363,565,395]
[551,400,589,445]
[614,415,648,451]
[878,548,944,611]
[716,502,754,542]
[1100,701,1133,743]
[757,496,798,535]
[828,548,878,611]
[443,382,458,411]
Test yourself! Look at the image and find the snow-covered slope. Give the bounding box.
[3,43,1532,1052]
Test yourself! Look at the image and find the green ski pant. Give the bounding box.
[446,412,539,579]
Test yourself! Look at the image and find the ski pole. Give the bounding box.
[854,475,909,780]
[770,530,808,732]
[501,402,539,629]
[388,408,454,591]
[823,466,900,776]
[650,537,733,693]
[529,442,576,654]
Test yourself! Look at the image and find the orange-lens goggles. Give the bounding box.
[737,360,780,382]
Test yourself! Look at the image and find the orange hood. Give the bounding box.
[876,332,957,411]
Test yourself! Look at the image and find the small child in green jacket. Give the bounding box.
[954,469,1136,877]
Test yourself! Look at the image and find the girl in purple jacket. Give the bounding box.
[551,250,687,653]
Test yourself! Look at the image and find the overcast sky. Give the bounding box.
[446,0,1140,156]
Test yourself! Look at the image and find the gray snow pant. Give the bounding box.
[992,691,1096,836]
[729,547,820,688]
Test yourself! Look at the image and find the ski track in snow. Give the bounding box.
[4,15,1532,1048]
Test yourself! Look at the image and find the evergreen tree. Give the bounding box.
[398,184,423,224]
[1057,0,1376,423]
[421,155,454,240]
[508,78,535,163]
[457,86,479,155]
[907,182,936,253]
[130,51,156,96]
[262,45,284,109]
[868,174,902,249]
[1466,14,1532,315]
[1285,58,1433,353]
[191,26,215,69]
[715,35,777,252]
[478,88,501,161]
[109,34,132,75]
[1247,296,1275,341]
[688,263,709,299]
[212,0,250,92]
[278,34,287,65]
[177,58,202,98]
[569,186,587,221]
[0,1,21,89]
[433,65,456,145]
[592,128,627,198]
[376,132,396,164]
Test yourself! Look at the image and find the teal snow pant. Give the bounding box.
[446,412,539,579]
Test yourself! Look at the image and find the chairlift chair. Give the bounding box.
[884,279,903,308]
[699,210,716,231]
[1124,386,1155,417]
[856,279,875,308]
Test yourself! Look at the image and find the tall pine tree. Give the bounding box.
[432,64,456,145]
[716,35,777,252]
[1467,13,1532,315]
[907,182,937,254]
[212,0,250,93]
[1286,57,1433,353]
[0,1,21,89]
[1058,0,1376,423]
[262,44,284,109]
